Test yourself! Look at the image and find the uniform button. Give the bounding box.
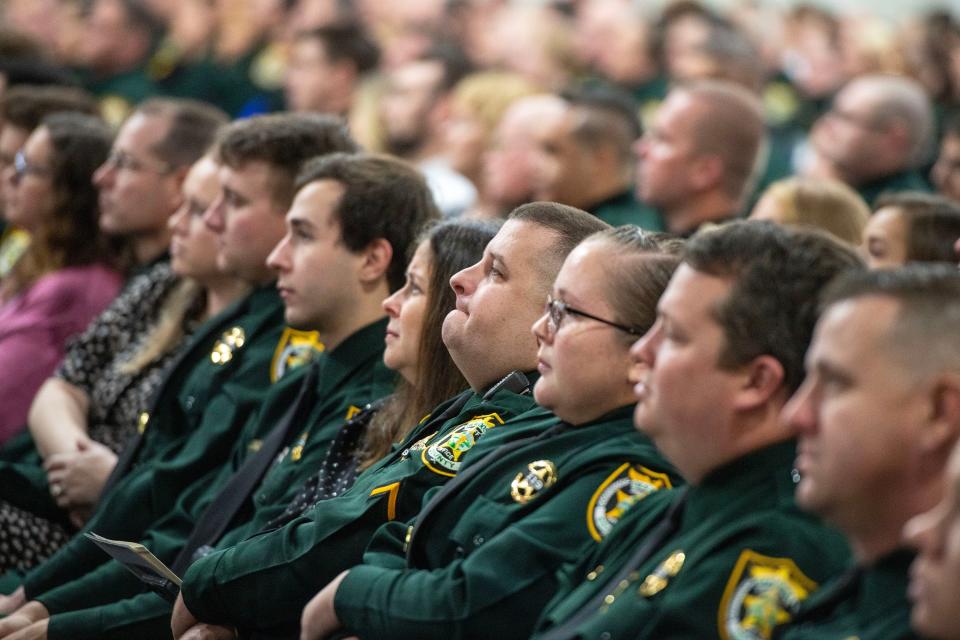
[599,633,612,640]
[185,395,196,410]
[455,546,465,557]
[473,535,485,546]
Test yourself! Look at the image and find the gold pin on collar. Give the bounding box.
[211,327,246,364]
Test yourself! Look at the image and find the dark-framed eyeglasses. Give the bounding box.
[545,295,642,336]
[14,150,51,179]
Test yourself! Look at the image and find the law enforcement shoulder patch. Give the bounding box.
[270,328,324,382]
[586,463,673,541]
[718,549,817,640]
[421,413,504,476]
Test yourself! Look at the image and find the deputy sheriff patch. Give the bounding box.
[211,327,246,365]
[718,550,817,640]
[511,460,558,503]
[421,413,504,476]
[270,328,324,382]
[587,463,673,541]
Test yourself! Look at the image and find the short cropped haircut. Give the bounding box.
[584,226,684,337]
[508,201,611,294]
[874,192,960,264]
[295,153,441,291]
[561,84,642,169]
[135,98,228,168]
[0,85,98,130]
[684,221,865,393]
[217,113,358,208]
[419,41,474,92]
[681,80,766,203]
[821,265,960,377]
[296,23,381,75]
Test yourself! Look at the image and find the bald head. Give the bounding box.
[681,81,766,201]
[841,74,934,169]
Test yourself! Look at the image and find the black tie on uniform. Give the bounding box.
[535,487,690,640]
[171,361,321,575]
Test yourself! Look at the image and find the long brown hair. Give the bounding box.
[4,112,114,299]
[358,219,501,469]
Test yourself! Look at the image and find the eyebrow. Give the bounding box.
[287,215,314,232]
[489,250,508,272]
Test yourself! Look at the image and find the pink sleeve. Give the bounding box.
[0,266,122,443]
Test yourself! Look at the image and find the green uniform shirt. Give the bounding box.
[774,548,917,640]
[589,191,665,232]
[857,170,931,208]
[179,374,542,636]
[532,440,851,640]
[41,318,394,640]
[21,286,287,600]
[332,405,681,640]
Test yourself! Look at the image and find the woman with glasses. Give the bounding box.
[0,112,121,445]
[0,154,250,572]
[298,226,686,640]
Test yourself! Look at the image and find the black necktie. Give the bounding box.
[535,487,690,640]
[171,362,320,574]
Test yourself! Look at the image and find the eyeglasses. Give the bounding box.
[13,150,51,179]
[544,295,642,336]
[102,150,173,175]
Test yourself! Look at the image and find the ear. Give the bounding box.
[885,121,911,155]
[357,237,393,286]
[919,372,960,456]
[331,60,357,89]
[430,94,453,128]
[689,154,724,191]
[732,354,786,412]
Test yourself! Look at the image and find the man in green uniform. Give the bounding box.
[634,81,766,236]
[806,74,934,207]
[76,0,162,125]
[2,152,438,640]
[531,221,861,640]
[0,114,358,638]
[298,226,685,640]
[531,87,664,231]
[0,97,227,561]
[169,202,607,639]
[773,265,960,640]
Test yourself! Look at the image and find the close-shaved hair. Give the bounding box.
[678,80,766,203]
[508,201,610,295]
[821,264,960,378]
[848,74,935,168]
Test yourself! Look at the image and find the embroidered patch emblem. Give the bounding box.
[510,460,558,503]
[422,413,504,476]
[270,328,324,382]
[718,550,817,640]
[211,327,246,365]
[587,463,673,541]
[638,550,686,597]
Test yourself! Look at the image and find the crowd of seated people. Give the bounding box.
[1,1,960,639]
